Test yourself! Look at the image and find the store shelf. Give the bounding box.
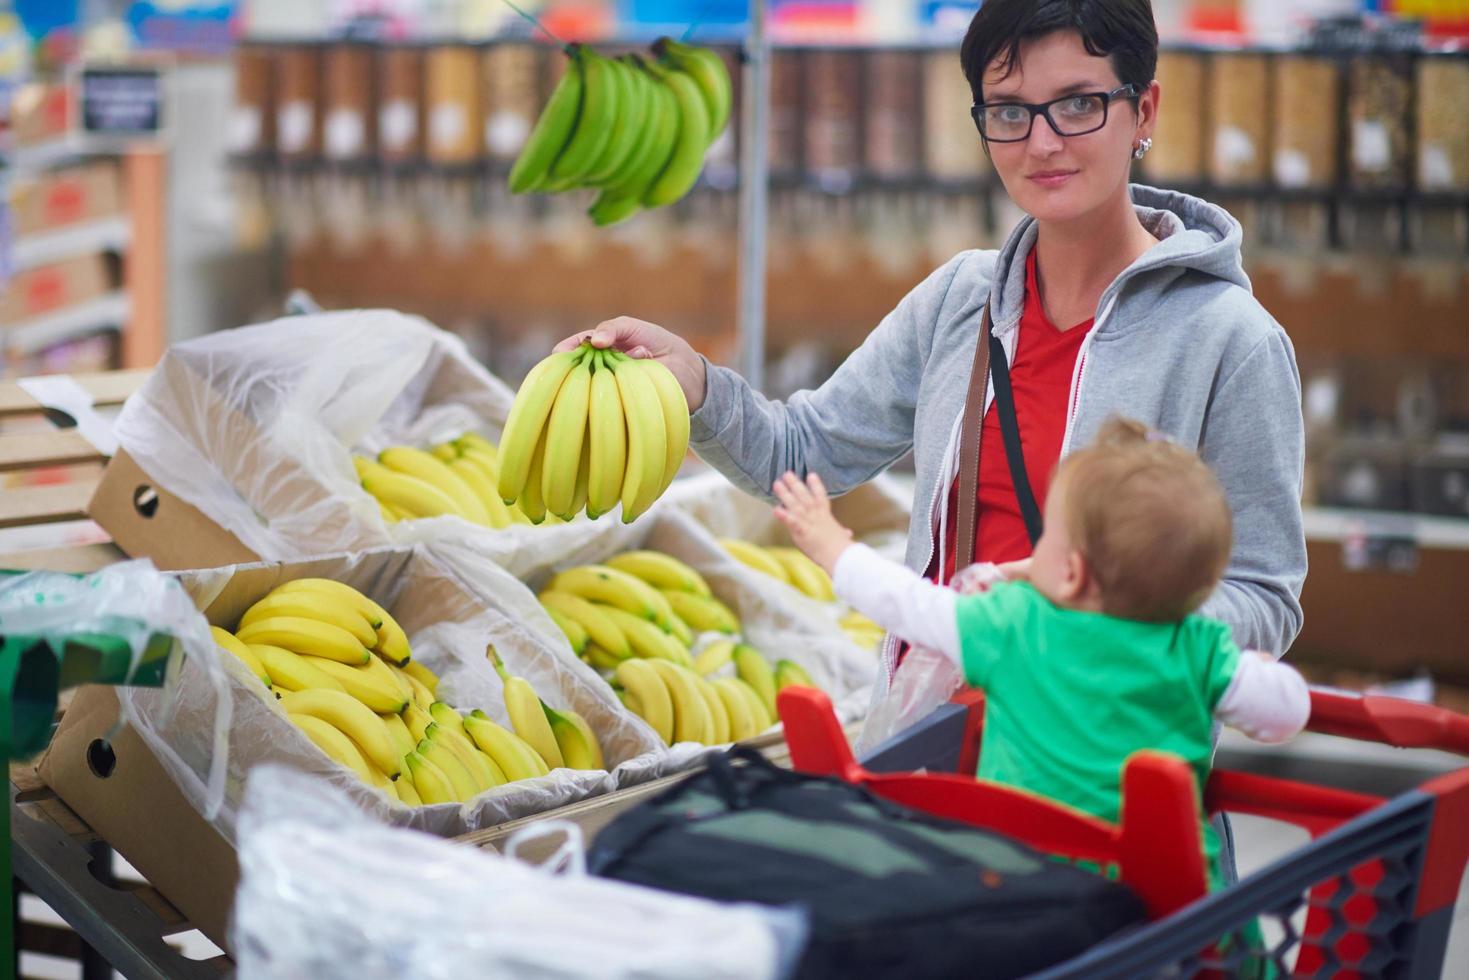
[1302,506,1469,551]
[3,293,130,356]
[10,216,131,272]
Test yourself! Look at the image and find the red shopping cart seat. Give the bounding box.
[778,686,1211,920]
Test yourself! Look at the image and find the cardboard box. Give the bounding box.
[0,254,114,326]
[8,161,125,237]
[38,685,239,952]
[40,545,661,953]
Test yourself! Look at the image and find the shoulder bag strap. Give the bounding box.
[987,330,1044,547]
[953,304,993,572]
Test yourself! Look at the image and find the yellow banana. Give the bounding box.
[600,606,691,664]
[297,654,409,714]
[418,735,478,801]
[586,349,628,519]
[449,456,516,528]
[236,617,370,666]
[733,645,778,719]
[395,773,422,806]
[666,611,694,646]
[403,659,439,694]
[544,606,589,654]
[489,645,564,770]
[647,660,713,744]
[711,677,759,741]
[362,469,464,519]
[693,638,737,677]
[249,643,347,694]
[606,550,710,596]
[615,658,674,745]
[465,711,551,781]
[426,722,504,792]
[547,564,675,631]
[273,579,412,667]
[518,427,551,523]
[402,702,433,742]
[210,626,271,686]
[608,351,667,523]
[720,538,792,584]
[239,592,377,648]
[379,446,490,524]
[545,705,603,770]
[456,432,498,457]
[497,349,581,506]
[540,349,594,520]
[405,750,457,805]
[661,589,740,634]
[638,358,689,495]
[394,664,436,710]
[723,676,774,731]
[381,710,416,760]
[428,701,467,738]
[281,689,402,777]
[769,547,836,601]
[569,431,591,520]
[430,442,459,462]
[538,589,633,660]
[289,713,378,786]
[693,673,731,744]
[584,644,624,672]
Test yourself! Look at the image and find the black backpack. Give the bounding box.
[589,747,1145,979]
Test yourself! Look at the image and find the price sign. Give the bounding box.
[77,66,166,137]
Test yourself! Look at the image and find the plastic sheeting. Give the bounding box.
[233,765,807,980]
[110,309,516,562]
[117,544,691,846]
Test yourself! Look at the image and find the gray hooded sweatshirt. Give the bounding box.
[689,185,1306,685]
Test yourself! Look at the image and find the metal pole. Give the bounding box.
[736,0,771,392]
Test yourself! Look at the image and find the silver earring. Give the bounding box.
[1132,138,1152,160]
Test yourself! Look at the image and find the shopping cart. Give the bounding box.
[778,686,1469,978]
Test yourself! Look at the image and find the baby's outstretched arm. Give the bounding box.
[771,472,854,575]
[1215,652,1311,743]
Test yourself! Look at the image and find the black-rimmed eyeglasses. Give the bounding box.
[971,84,1141,143]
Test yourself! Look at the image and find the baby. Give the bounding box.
[773,417,1310,881]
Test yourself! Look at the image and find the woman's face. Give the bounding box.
[980,31,1158,225]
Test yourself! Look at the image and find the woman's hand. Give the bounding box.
[555,316,708,411]
[772,471,854,576]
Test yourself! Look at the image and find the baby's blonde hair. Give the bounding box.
[1053,417,1232,623]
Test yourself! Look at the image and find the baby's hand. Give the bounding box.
[772,472,853,576]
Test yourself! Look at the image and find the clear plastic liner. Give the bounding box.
[233,765,809,980]
[110,309,516,561]
[118,544,681,847]
[0,560,235,818]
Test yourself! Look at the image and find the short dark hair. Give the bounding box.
[960,0,1159,104]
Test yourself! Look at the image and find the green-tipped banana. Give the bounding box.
[639,358,690,495]
[405,751,456,804]
[586,351,628,519]
[211,626,271,686]
[496,349,581,506]
[544,606,589,654]
[465,711,551,782]
[544,705,604,770]
[539,589,633,660]
[601,606,690,664]
[489,645,565,770]
[693,638,737,677]
[774,659,817,692]
[733,645,778,719]
[609,352,668,523]
[509,48,584,194]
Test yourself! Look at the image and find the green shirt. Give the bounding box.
[957,581,1241,877]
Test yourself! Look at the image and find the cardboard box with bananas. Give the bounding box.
[664,471,912,653]
[87,310,528,572]
[44,545,675,947]
[499,500,878,736]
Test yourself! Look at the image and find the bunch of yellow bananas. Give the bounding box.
[355,432,554,528]
[207,578,600,806]
[719,538,836,601]
[498,344,688,524]
[534,550,820,745]
[508,38,732,226]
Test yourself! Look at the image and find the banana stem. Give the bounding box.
[487,643,511,682]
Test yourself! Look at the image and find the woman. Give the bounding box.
[557,0,1305,736]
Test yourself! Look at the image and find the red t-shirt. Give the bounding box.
[929,249,1096,584]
